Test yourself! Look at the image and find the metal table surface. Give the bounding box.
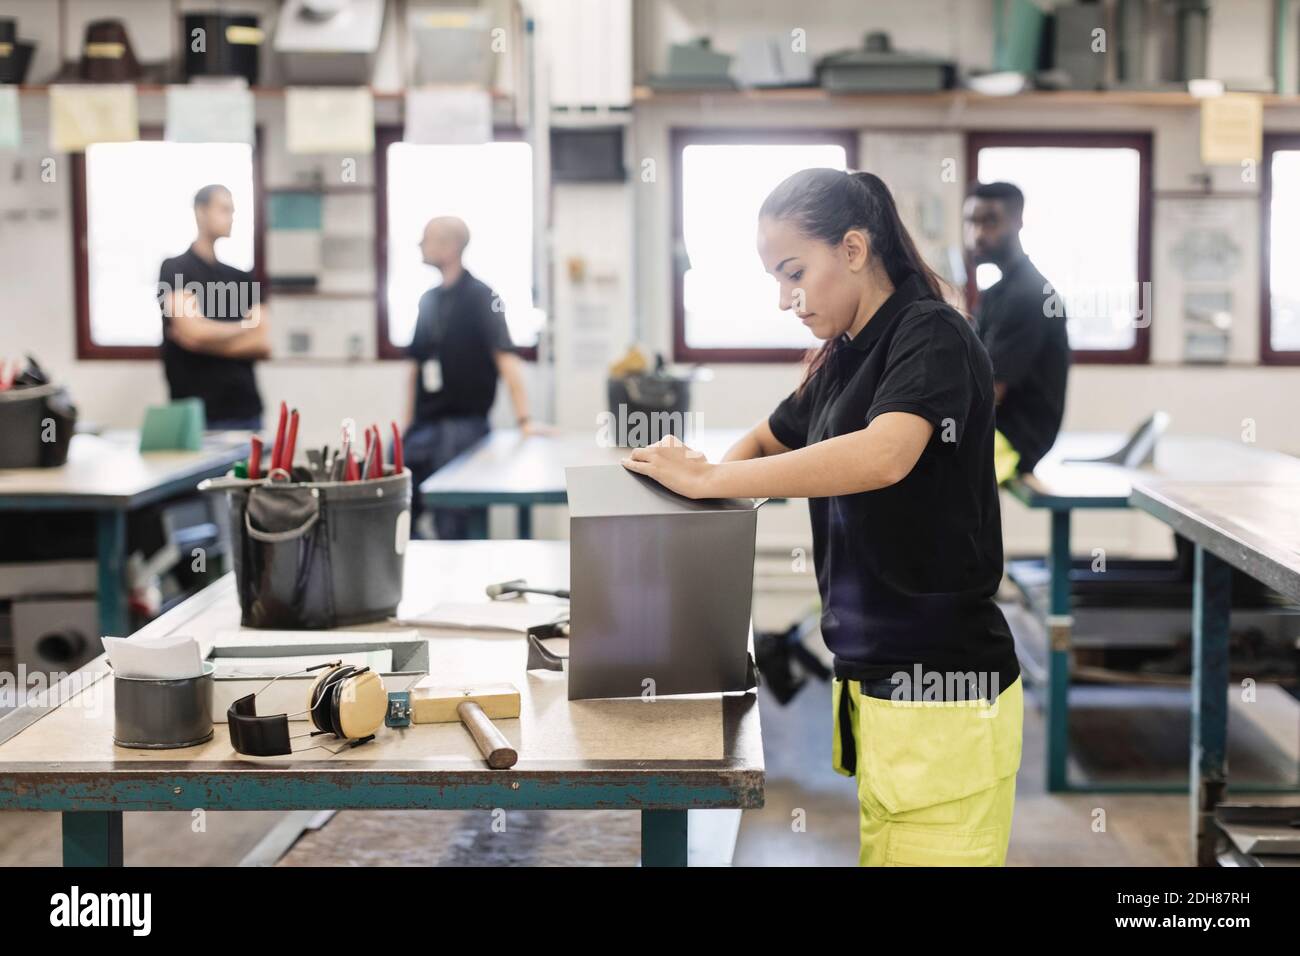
[420,428,750,538]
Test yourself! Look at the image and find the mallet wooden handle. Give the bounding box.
[457,701,518,769]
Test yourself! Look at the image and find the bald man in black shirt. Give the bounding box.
[963,182,1070,479]
[404,216,536,539]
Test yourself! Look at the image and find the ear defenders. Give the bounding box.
[228,660,388,757]
[308,663,388,741]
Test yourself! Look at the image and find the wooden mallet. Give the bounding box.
[410,681,520,769]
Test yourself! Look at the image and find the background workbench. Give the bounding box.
[0,540,765,867]
[420,428,748,538]
[1004,432,1300,794]
[0,430,250,636]
[1131,478,1300,866]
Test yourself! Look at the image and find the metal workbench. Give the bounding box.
[0,540,764,867]
[1130,479,1300,866]
[0,430,249,637]
[1004,432,1300,794]
[420,428,748,538]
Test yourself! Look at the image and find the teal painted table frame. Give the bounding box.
[35,774,736,868]
[421,488,559,539]
[0,691,759,868]
[0,444,247,638]
[1009,464,1300,802]
[1004,476,1130,793]
[1131,480,1300,866]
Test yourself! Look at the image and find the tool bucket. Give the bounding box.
[200,468,411,629]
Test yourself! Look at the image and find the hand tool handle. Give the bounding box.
[283,408,300,473]
[457,701,517,769]
[270,401,288,472]
[368,424,383,478]
[391,421,404,473]
[248,435,263,479]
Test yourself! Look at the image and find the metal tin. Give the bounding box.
[113,663,215,749]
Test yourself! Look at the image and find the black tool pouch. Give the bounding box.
[201,469,411,629]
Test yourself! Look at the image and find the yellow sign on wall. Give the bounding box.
[1200,93,1263,166]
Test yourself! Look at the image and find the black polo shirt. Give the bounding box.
[768,272,1019,698]
[408,269,515,422]
[974,253,1070,473]
[158,247,263,423]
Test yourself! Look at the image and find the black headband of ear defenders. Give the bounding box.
[228,691,293,756]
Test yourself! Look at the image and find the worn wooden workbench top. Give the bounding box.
[0,541,764,811]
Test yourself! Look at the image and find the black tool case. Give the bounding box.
[0,384,77,469]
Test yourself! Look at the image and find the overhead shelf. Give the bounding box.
[14,84,513,102]
[632,86,1300,109]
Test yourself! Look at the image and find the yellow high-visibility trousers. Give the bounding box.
[993,428,1021,485]
[832,676,1023,866]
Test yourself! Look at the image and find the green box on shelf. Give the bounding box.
[267,191,323,230]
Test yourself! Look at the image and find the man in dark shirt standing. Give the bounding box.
[964,181,1070,480]
[405,216,535,539]
[158,184,269,430]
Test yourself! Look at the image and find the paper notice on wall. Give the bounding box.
[570,300,614,369]
[49,85,139,152]
[165,85,255,144]
[0,87,20,151]
[403,87,492,144]
[286,87,374,154]
[1200,93,1262,166]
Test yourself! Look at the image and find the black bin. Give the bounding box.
[202,468,411,629]
[0,384,77,469]
[183,12,261,85]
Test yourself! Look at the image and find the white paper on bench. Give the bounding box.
[101,633,205,680]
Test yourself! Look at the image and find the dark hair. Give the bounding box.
[966,180,1024,218]
[759,168,950,389]
[193,184,231,208]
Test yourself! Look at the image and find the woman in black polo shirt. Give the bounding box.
[623,168,1022,866]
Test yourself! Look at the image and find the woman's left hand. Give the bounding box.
[621,434,716,499]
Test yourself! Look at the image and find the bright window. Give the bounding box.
[382,141,539,352]
[83,141,256,350]
[972,136,1149,359]
[675,133,852,360]
[1266,146,1300,358]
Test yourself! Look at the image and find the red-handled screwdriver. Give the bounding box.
[391,422,404,473]
[368,425,383,478]
[248,435,263,479]
[280,409,300,478]
[270,401,288,472]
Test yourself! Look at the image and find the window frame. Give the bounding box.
[72,127,267,360]
[670,127,860,364]
[964,130,1153,365]
[374,124,537,361]
[1260,133,1300,366]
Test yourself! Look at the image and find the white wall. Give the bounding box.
[629,90,1300,554]
[3,0,1298,559]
